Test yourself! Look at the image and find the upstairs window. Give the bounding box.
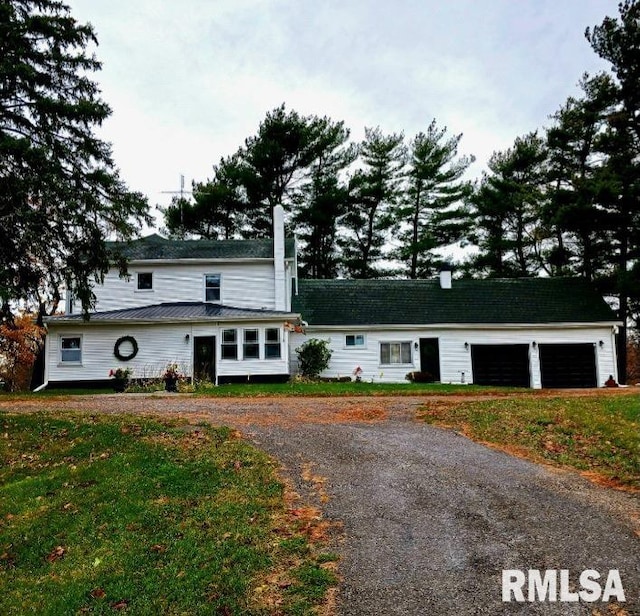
[243,329,259,359]
[221,329,238,360]
[60,336,82,363]
[205,274,221,302]
[137,272,153,291]
[345,334,365,348]
[264,328,281,359]
[380,342,412,365]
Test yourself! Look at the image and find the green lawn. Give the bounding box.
[194,381,521,397]
[419,394,640,490]
[0,412,336,615]
[1,382,524,398]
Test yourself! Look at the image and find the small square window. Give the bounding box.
[243,329,259,359]
[346,334,365,347]
[137,272,153,290]
[205,274,221,302]
[60,336,82,363]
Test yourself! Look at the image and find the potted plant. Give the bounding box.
[163,363,181,392]
[109,367,132,392]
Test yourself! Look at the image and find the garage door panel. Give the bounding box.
[471,344,530,388]
[539,343,596,388]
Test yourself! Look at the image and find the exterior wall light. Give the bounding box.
[464,342,469,351]
[599,340,604,348]
[185,334,190,343]
[532,341,537,349]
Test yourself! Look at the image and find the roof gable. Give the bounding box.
[292,278,618,326]
[108,234,296,261]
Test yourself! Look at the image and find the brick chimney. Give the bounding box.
[439,264,453,289]
[273,205,286,310]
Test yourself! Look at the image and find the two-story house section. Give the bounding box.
[44,205,301,387]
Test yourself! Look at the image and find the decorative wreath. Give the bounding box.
[114,335,138,362]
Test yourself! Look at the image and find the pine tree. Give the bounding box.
[586,0,640,381]
[394,120,474,278]
[468,133,548,278]
[0,0,149,320]
[340,128,406,278]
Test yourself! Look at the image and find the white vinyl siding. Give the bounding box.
[93,262,279,312]
[60,335,82,364]
[288,326,618,388]
[47,321,291,384]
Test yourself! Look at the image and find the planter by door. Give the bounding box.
[113,378,128,393]
[164,377,178,392]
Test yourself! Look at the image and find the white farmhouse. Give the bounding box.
[43,206,621,389]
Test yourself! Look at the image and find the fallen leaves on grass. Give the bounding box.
[46,546,66,563]
[89,588,106,600]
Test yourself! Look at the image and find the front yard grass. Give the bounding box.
[418,394,640,490]
[0,411,336,615]
[194,381,522,397]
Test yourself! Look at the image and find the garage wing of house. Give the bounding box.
[290,277,621,389]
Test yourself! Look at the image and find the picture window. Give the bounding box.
[380,342,412,365]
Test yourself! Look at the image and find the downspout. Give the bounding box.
[33,325,49,392]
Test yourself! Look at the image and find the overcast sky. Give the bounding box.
[65,0,617,226]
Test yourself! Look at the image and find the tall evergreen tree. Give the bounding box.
[545,73,618,279]
[0,0,149,321]
[394,120,474,278]
[234,105,335,238]
[340,128,406,278]
[468,133,548,278]
[586,0,640,380]
[293,120,356,278]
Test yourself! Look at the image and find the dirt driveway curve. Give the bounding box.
[3,392,640,615]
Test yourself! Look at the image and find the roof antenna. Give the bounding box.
[161,174,192,227]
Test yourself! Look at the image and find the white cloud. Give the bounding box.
[66,0,618,222]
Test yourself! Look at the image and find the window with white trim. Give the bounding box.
[221,329,238,360]
[345,334,365,348]
[60,336,82,363]
[264,328,281,359]
[380,341,412,365]
[243,329,259,359]
[204,274,221,302]
[136,272,153,291]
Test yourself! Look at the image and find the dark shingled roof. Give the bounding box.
[292,278,618,326]
[107,234,296,261]
[47,302,297,324]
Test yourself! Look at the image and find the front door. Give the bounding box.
[419,338,440,381]
[194,336,216,383]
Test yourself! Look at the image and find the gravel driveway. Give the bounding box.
[4,393,639,614]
